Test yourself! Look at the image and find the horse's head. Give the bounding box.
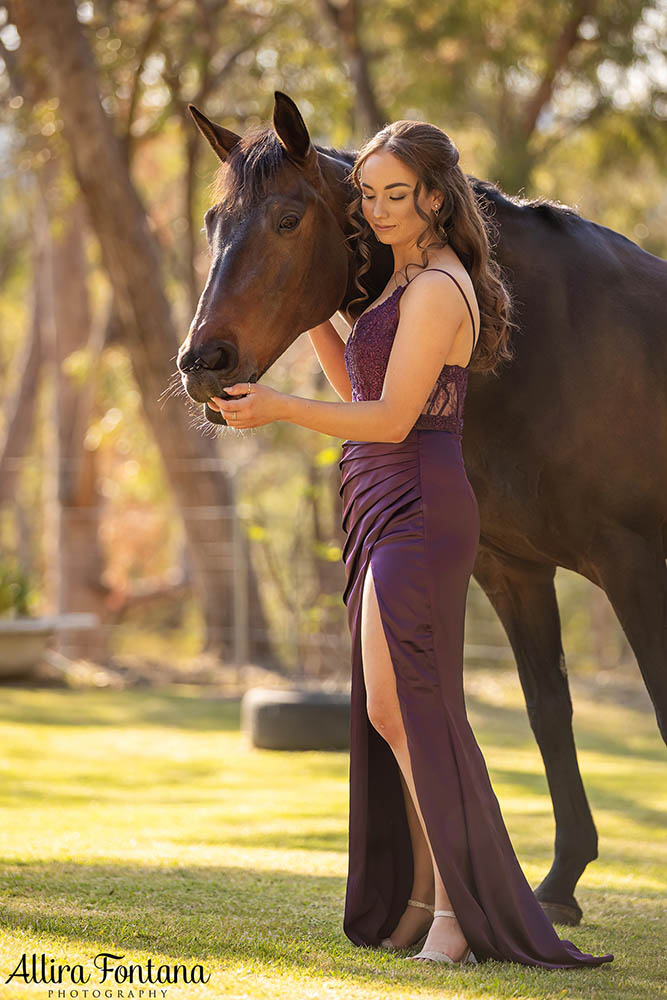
[178,91,356,425]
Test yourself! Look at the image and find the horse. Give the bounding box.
[177,90,667,926]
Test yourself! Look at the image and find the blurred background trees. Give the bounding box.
[0,0,663,686]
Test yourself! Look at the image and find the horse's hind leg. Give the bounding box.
[473,549,596,926]
[586,522,667,742]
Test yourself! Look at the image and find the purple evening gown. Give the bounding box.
[338,267,614,969]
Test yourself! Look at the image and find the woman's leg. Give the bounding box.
[398,766,435,905]
[361,561,470,957]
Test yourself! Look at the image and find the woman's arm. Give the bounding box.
[281,395,402,442]
[307,316,353,402]
[211,388,401,442]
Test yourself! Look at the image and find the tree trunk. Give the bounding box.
[9,0,278,667]
[316,0,385,136]
[41,178,110,662]
[0,217,43,507]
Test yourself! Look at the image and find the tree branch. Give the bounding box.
[522,0,596,139]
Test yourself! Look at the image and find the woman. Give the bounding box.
[209,120,613,970]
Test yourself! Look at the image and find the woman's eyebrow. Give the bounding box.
[360,181,413,190]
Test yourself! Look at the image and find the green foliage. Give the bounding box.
[0,557,34,618]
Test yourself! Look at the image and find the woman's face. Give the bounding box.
[358,149,441,245]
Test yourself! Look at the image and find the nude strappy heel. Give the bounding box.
[380,898,435,951]
[405,908,478,964]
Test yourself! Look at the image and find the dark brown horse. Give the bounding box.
[178,91,667,926]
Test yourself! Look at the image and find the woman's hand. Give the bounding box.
[209,383,288,429]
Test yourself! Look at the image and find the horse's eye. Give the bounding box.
[279,214,300,231]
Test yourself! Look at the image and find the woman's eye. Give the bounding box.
[362,195,405,201]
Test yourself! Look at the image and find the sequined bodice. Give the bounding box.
[344,273,476,437]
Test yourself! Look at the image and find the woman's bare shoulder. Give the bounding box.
[410,251,473,290]
[408,254,478,314]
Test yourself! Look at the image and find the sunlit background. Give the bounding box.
[0,0,665,692]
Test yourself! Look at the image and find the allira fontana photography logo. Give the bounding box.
[5,952,211,994]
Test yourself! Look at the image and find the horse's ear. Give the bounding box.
[188,104,241,163]
[273,91,315,167]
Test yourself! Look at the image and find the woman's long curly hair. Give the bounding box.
[343,121,516,376]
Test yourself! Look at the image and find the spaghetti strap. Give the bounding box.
[406,268,479,353]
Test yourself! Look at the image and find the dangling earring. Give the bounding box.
[433,203,447,241]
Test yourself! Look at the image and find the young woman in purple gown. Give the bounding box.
[209,120,613,971]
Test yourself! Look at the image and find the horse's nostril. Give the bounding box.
[180,338,239,374]
[200,344,226,369]
[177,347,195,372]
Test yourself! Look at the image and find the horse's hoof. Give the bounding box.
[539,900,583,926]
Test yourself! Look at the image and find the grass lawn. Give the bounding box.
[0,667,664,1000]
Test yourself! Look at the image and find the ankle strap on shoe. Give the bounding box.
[433,909,456,918]
[407,898,435,913]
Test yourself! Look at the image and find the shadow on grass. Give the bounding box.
[0,857,661,1000]
[169,827,348,853]
[0,688,242,731]
[464,691,666,763]
[2,683,662,763]
[488,765,666,831]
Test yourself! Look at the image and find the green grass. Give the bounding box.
[0,670,664,1000]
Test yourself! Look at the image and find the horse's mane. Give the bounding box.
[469,176,582,227]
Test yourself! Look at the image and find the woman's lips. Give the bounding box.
[375,224,395,231]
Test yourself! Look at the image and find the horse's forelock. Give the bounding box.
[210,128,289,210]
[208,129,356,214]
